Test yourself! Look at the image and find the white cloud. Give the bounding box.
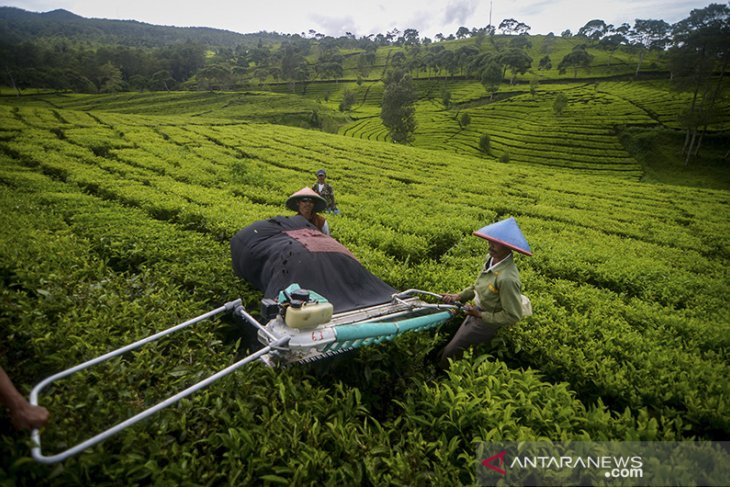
[3,0,715,38]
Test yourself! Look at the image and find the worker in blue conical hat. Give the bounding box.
[437,217,532,369]
[286,187,330,235]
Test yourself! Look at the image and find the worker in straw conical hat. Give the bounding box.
[437,217,532,369]
[286,187,330,235]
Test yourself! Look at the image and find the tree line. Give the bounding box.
[1,5,726,95]
[1,40,208,93]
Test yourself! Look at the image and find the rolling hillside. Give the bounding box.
[0,6,279,48]
[9,78,729,181]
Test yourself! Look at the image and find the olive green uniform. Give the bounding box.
[439,253,522,368]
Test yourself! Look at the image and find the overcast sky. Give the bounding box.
[3,0,717,38]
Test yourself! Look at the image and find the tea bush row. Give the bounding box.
[1,100,728,483]
[0,158,686,485]
[598,80,730,131]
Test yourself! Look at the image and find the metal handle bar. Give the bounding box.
[393,289,464,310]
[394,289,444,300]
[29,299,282,464]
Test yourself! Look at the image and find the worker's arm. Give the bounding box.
[0,367,49,430]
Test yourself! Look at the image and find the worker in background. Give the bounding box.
[312,169,339,214]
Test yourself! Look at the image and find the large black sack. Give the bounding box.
[231,216,396,313]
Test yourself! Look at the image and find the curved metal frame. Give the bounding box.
[28,289,459,464]
[29,299,285,464]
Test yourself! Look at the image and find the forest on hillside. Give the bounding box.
[1,4,727,95]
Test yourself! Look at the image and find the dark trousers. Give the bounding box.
[438,315,503,369]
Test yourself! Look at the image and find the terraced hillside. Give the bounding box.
[225,77,730,179]
[0,96,728,483]
[340,79,730,178]
[12,78,728,181]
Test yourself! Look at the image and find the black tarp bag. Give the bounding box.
[231,216,396,313]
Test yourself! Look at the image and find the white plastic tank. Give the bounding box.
[285,301,334,329]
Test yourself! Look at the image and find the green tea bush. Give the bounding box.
[0,95,727,484]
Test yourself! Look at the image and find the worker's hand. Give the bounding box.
[463,305,482,318]
[10,403,49,430]
[441,293,461,304]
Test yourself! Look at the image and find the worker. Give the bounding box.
[0,366,49,430]
[311,169,339,214]
[286,187,330,235]
[438,217,532,369]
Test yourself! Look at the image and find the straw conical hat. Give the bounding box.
[472,217,532,256]
[286,187,327,212]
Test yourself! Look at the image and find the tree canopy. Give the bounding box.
[380,68,417,144]
[1,4,727,97]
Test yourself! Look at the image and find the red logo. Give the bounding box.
[482,450,507,475]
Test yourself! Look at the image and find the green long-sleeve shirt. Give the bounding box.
[458,253,523,327]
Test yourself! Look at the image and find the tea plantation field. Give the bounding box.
[0,92,728,484]
[23,77,730,181]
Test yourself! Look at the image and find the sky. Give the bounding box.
[2,0,718,38]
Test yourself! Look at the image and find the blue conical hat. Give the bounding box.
[472,217,532,256]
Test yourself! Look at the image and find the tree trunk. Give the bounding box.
[697,57,729,157]
[707,57,728,106]
[684,129,697,166]
[693,79,716,160]
[693,131,704,158]
[682,128,691,154]
[5,68,20,96]
[635,49,645,77]
[682,69,702,156]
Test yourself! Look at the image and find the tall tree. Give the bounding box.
[455,45,479,75]
[538,55,552,70]
[669,3,730,164]
[480,60,503,99]
[630,19,671,76]
[278,41,310,90]
[380,68,416,144]
[499,18,530,35]
[357,45,377,78]
[196,64,231,90]
[558,45,594,78]
[390,51,407,68]
[248,45,271,67]
[578,19,609,41]
[599,23,629,66]
[315,49,344,80]
[437,49,458,79]
[149,70,175,91]
[94,61,124,92]
[401,28,420,47]
[500,49,533,84]
[456,26,471,39]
